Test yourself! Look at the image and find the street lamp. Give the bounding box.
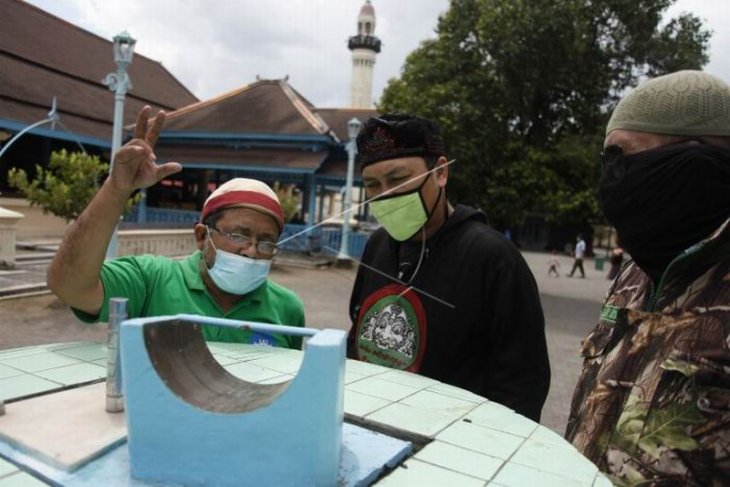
[336,117,362,267]
[102,31,136,259]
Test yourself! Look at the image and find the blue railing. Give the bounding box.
[124,207,370,258]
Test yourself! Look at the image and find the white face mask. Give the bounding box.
[204,230,271,295]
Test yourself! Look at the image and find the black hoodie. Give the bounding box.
[348,205,550,421]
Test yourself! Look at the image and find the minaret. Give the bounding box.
[348,1,381,108]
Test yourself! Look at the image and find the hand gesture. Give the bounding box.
[109,106,182,193]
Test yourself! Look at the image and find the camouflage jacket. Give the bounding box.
[566,218,730,486]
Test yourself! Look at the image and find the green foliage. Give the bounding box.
[272,181,299,223]
[378,0,711,229]
[8,149,141,222]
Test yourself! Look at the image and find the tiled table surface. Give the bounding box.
[0,342,610,486]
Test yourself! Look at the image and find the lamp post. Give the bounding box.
[336,117,362,268]
[102,31,136,259]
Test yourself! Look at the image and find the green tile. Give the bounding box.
[415,441,503,481]
[256,374,293,384]
[492,462,587,487]
[425,383,487,404]
[510,439,597,483]
[401,389,479,413]
[367,402,466,437]
[0,352,80,373]
[377,370,439,389]
[45,342,92,352]
[0,471,48,486]
[246,354,303,374]
[55,343,107,362]
[346,377,421,402]
[0,375,61,401]
[0,364,23,380]
[464,402,537,438]
[437,420,524,460]
[593,473,614,487]
[211,354,239,366]
[529,425,570,446]
[344,370,366,384]
[0,347,49,361]
[344,389,391,417]
[91,358,108,367]
[344,359,390,378]
[34,362,106,386]
[377,459,484,487]
[223,361,285,382]
[0,458,18,478]
[204,342,253,353]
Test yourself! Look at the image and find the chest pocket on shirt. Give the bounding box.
[580,306,627,359]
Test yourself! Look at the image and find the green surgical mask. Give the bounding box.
[369,176,441,241]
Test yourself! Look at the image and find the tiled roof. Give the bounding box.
[315,108,378,142]
[0,0,198,143]
[163,79,332,136]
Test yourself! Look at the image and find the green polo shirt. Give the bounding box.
[73,252,305,349]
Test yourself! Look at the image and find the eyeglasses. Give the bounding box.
[208,226,279,256]
[600,144,626,179]
[601,139,706,179]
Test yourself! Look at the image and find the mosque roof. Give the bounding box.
[162,79,331,136]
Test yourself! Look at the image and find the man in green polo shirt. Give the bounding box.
[46,106,305,348]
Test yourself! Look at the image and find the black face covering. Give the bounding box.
[598,142,730,281]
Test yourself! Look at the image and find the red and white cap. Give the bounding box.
[201,178,284,230]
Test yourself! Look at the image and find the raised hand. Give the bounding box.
[109,106,182,193]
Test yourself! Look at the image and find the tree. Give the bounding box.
[378,0,710,230]
[8,149,141,222]
[272,181,300,223]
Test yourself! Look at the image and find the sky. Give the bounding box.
[25,0,730,108]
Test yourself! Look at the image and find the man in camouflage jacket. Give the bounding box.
[566,70,730,486]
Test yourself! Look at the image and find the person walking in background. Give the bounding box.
[567,234,586,278]
[547,250,561,277]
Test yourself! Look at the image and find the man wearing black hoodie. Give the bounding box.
[347,114,551,422]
